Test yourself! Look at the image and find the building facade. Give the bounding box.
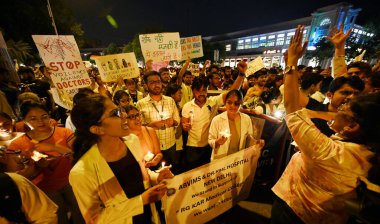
[203,2,371,69]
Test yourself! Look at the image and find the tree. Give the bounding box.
[305,38,334,65]
[345,19,380,61]
[6,39,34,64]
[0,0,85,64]
[122,35,143,61]
[103,43,121,55]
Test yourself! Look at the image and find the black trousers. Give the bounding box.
[184,145,212,172]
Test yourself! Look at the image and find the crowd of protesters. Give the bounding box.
[0,24,380,224]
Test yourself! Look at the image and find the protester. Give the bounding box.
[0,112,24,146]
[70,95,172,223]
[165,83,184,172]
[124,105,163,169]
[136,71,180,174]
[208,90,254,160]
[113,89,131,107]
[271,25,380,224]
[8,101,83,224]
[181,61,246,171]
[0,172,58,223]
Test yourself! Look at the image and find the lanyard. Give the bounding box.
[152,101,164,119]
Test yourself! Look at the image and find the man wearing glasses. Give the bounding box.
[136,71,180,173]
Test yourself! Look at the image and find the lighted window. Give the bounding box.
[276,34,285,46]
[285,32,295,45]
[225,44,231,51]
[245,39,251,49]
[252,37,259,48]
[259,36,267,47]
[237,39,244,50]
[267,35,275,46]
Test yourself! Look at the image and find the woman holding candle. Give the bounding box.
[208,90,254,160]
[7,101,83,224]
[70,95,172,223]
[123,105,163,168]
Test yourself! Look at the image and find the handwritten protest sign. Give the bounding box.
[139,33,181,62]
[246,56,265,76]
[32,35,91,90]
[162,143,263,224]
[188,63,200,76]
[181,35,203,60]
[94,53,139,82]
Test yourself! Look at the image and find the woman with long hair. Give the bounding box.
[208,89,254,160]
[8,101,83,224]
[69,95,172,223]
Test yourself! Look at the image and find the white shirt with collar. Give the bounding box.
[208,111,253,160]
[182,94,224,147]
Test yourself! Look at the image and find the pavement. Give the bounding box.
[207,183,275,224]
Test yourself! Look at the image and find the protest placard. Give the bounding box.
[246,56,265,76]
[32,35,91,90]
[139,33,181,62]
[94,52,139,82]
[181,35,203,60]
[188,63,200,76]
[162,143,263,224]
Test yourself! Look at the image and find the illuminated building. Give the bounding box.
[203,2,372,68]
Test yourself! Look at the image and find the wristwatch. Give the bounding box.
[284,65,297,74]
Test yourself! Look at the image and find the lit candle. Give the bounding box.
[189,111,194,125]
[31,151,48,162]
[156,161,172,173]
[220,129,231,138]
[144,151,154,162]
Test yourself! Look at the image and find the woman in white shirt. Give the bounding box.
[208,90,254,160]
[69,95,173,223]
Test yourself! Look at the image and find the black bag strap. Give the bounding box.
[0,172,29,223]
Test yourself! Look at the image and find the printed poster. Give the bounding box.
[32,35,91,90]
[181,35,203,60]
[246,56,265,76]
[94,52,139,82]
[139,33,181,62]
[162,143,263,224]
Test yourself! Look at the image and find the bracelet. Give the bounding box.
[239,72,246,76]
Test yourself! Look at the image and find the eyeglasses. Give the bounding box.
[126,113,142,120]
[98,107,127,124]
[26,114,50,123]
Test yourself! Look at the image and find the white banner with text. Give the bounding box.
[162,143,263,224]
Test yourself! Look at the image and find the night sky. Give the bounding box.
[65,0,377,46]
